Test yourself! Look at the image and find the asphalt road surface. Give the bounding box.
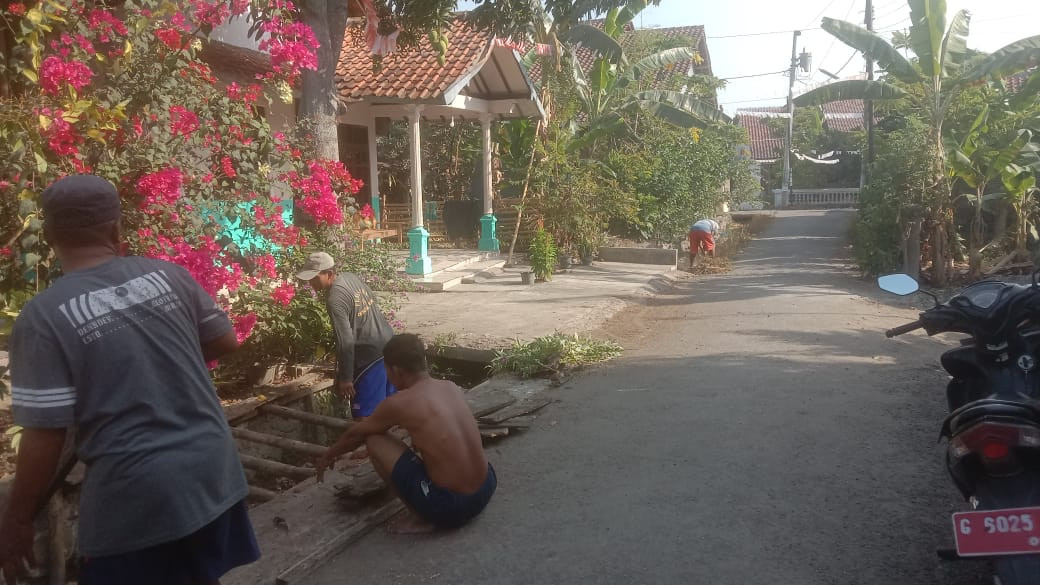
[312,210,993,585]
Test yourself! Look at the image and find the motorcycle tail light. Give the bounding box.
[951,421,1040,461]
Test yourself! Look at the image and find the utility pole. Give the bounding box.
[782,29,800,204]
[861,0,875,188]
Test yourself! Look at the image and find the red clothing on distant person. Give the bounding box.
[689,230,715,254]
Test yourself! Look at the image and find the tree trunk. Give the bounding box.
[967,185,984,279]
[904,218,922,281]
[300,0,349,162]
[930,126,952,285]
[994,200,1009,242]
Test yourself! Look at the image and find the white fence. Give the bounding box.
[773,188,860,209]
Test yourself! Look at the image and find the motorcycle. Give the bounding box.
[880,273,1040,584]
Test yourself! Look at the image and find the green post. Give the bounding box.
[406,226,432,275]
[478,214,499,252]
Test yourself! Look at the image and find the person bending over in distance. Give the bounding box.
[316,334,496,534]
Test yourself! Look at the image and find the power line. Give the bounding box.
[721,69,789,81]
[804,0,843,29]
[720,96,788,105]
[707,27,821,39]
[814,0,859,82]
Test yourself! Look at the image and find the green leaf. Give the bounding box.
[821,17,920,83]
[21,69,38,83]
[908,0,947,78]
[939,10,971,77]
[962,35,1040,82]
[33,152,47,173]
[564,24,624,63]
[617,47,698,91]
[631,90,731,124]
[793,79,907,106]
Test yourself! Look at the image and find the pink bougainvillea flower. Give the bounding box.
[232,312,258,343]
[255,253,277,279]
[155,28,183,50]
[137,167,184,210]
[221,156,237,178]
[360,203,374,220]
[7,3,26,16]
[169,105,200,137]
[39,56,93,95]
[44,113,81,156]
[271,282,296,306]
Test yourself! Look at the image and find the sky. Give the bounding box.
[459,0,1040,115]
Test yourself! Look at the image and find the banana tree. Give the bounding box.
[565,5,728,152]
[948,107,1033,276]
[793,0,1040,284]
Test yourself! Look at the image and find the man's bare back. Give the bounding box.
[377,378,488,493]
[316,334,497,532]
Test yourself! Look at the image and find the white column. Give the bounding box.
[481,113,494,215]
[367,119,380,226]
[408,106,424,229]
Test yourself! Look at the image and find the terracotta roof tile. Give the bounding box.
[736,109,785,160]
[199,39,271,81]
[336,17,492,103]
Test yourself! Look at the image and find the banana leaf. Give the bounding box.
[939,10,971,77]
[631,90,731,124]
[564,23,624,63]
[821,17,920,83]
[908,0,947,78]
[962,35,1040,82]
[793,79,907,107]
[617,48,699,91]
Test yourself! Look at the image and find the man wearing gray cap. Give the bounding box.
[297,252,396,434]
[0,175,258,585]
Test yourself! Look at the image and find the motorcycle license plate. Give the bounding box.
[953,507,1040,557]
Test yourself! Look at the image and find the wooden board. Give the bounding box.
[480,415,533,431]
[223,469,401,585]
[479,427,510,440]
[224,375,333,425]
[477,397,552,425]
[466,391,517,419]
[259,404,353,431]
[231,428,327,458]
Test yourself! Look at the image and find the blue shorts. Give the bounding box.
[79,500,259,585]
[352,358,397,418]
[391,450,497,529]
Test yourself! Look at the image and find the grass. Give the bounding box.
[490,333,623,378]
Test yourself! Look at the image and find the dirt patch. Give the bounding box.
[681,213,774,275]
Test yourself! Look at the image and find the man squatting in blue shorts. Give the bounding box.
[317,334,497,534]
[297,251,396,458]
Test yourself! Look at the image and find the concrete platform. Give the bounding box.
[398,261,678,349]
[389,250,505,292]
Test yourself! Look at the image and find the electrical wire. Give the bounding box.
[707,27,822,39]
[719,96,788,105]
[720,70,789,81]
[804,0,843,29]
[813,0,859,82]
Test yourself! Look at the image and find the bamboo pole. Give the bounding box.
[231,427,328,458]
[239,454,315,480]
[259,404,353,430]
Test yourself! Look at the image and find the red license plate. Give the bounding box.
[953,506,1040,557]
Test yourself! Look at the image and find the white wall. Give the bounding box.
[210,12,265,51]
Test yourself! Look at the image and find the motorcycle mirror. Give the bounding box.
[878,273,920,296]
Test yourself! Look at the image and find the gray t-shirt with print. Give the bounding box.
[9,256,248,556]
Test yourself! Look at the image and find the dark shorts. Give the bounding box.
[391,450,497,529]
[79,500,259,585]
[352,358,397,418]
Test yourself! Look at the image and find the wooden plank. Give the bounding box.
[259,404,353,431]
[239,454,315,480]
[224,374,332,424]
[478,397,552,425]
[274,500,403,585]
[466,391,517,418]
[480,415,533,431]
[231,428,328,458]
[224,467,402,585]
[480,427,510,440]
[248,485,279,502]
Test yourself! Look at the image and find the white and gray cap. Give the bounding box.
[295,251,335,281]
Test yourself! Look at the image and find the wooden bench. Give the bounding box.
[357,228,401,249]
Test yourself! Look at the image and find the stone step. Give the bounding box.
[412,257,506,292]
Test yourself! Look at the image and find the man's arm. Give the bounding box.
[0,428,67,584]
[316,400,396,481]
[327,287,357,395]
[202,330,239,362]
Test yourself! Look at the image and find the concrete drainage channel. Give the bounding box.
[222,348,558,585]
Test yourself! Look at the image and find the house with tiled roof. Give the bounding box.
[735,100,867,162]
[209,12,544,276]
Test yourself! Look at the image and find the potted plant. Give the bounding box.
[577,234,601,266]
[558,242,575,269]
[528,227,557,282]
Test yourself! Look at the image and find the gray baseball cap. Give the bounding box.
[295,251,335,281]
[41,175,121,229]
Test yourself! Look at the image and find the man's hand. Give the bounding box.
[315,448,339,483]
[337,380,356,400]
[0,517,35,584]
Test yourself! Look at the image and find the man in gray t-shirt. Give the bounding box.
[0,175,258,585]
[296,251,395,422]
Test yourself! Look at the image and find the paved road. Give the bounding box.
[312,210,989,585]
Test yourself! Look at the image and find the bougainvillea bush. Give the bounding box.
[0,0,410,383]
